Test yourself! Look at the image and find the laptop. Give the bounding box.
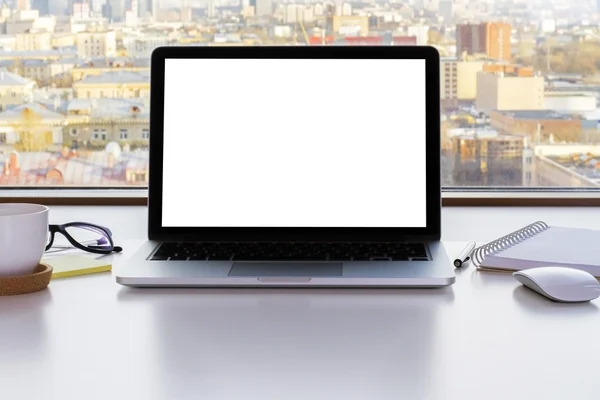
[116,45,455,288]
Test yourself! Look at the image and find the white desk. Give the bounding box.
[2,206,600,400]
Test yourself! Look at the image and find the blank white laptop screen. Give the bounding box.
[161,58,427,228]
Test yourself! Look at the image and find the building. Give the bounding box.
[31,0,49,15]
[139,0,158,19]
[451,132,527,186]
[391,36,417,45]
[407,25,429,46]
[441,58,493,105]
[0,68,36,111]
[5,13,40,34]
[490,110,582,143]
[0,98,150,185]
[450,138,600,188]
[72,70,150,99]
[531,144,600,187]
[206,0,216,19]
[71,57,150,82]
[72,0,91,19]
[16,0,31,11]
[15,31,52,51]
[476,68,543,113]
[0,102,64,150]
[48,0,65,15]
[11,7,39,21]
[283,5,316,24]
[52,33,76,48]
[104,0,125,21]
[543,92,596,113]
[76,31,117,58]
[455,61,488,101]
[102,0,126,22]
[456,22,512,61]
[20,59,51,83]
[340,2,351,16]
[5,11,55,33]
[124,0,139,25]
[0,48,78,63]
[283,4,298,24]
[438,0,453,21]
[102,1,113,20]
[440,59,458,105]
[65,98,149,144]
[314,3,324,15]
[331,15,369,36]
[122,35,177,57]
[249,0,272,17]
[343,36,382,45]
[301,6,314,23]
[180,6,192,22]
[21,59,77,85]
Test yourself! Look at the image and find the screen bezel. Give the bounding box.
[149,46,441,242]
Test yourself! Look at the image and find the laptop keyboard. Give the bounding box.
[150,242,429,262]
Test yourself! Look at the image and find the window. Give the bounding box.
[1,5,597,200]
[93,129,107,141]
[0,132,6,144]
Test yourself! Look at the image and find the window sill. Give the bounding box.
[442,190,600,207]
[2,189,600,207]
[0,189,147,206]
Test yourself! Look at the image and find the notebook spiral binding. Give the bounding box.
[471,221,550,268]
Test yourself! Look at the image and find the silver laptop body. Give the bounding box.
[116,45,455,288]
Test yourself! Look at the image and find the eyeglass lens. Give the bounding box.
[49,223,113,251]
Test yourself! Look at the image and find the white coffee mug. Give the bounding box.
[0,203,49,276]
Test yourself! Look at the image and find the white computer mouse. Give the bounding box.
[513,266,600,303]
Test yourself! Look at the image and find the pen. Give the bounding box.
[453,241,476,268]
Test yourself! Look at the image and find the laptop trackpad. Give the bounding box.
[229,262,343,277]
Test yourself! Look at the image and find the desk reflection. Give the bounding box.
[117,288,454,400]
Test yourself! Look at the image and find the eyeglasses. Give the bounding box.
[45,222,123,255]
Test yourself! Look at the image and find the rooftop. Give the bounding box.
[544,91,595,98]
[447,127,500,139]
[0,103,65,121]
[0,150,148,186]
[55,57,83,65]
[0,68,34,86]
[75,70,150,85]
[548,153,600,181]
[579,109,600,120]
[22,59,48,67]
[0,49,77,58]
[498,110,574,120]
[67,98,149,120]
[75,57,150,69]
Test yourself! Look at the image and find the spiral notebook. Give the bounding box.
[471,221,600,278]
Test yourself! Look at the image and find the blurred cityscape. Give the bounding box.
[0,0,600,187]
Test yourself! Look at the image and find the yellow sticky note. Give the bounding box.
[42,255,112,279]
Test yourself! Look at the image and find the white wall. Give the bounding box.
[544,93,596,112]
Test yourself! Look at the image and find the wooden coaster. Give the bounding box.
[0,264,53,296]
